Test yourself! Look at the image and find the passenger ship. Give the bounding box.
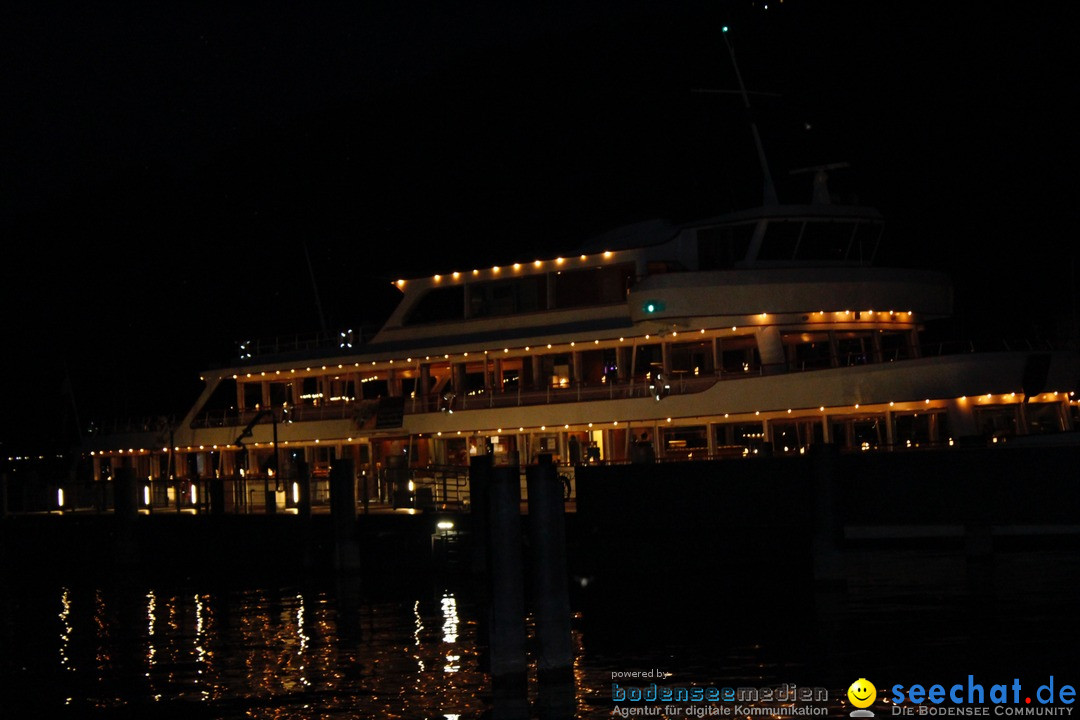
[81,164,1079,512]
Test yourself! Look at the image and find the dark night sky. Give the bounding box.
[1,2,1076,451]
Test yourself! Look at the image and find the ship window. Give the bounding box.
[1024,403,1062,435]
[697,224,753,269]
[756,220,803,261]
[661,425,708,460]
[894,412,932,448]
[974,405,1019,438]
[405,286,465,325]
[552,263,634,309]
[468,276,545,318]
[243,383,262,409]
[796,221,852,262]
[769,419,822,453]
[670,341,714,374]
[851,221,883,264]
[837,334,871,366]
[733,422,766,448]
[783,332,832,370]
[268,382,292,407]
[880,331,913,361]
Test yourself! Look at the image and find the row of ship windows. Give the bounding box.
[404,263,635,325]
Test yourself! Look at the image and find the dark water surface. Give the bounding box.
[3,548,1079,719]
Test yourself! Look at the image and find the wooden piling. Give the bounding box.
[488,463,527,695]
[526,459,573,683]
[330,458,361,572]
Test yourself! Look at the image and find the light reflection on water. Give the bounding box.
[2,579,492,718]
[1,549,1079,718]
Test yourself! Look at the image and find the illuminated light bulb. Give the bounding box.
[433,274,442,281]
[855,404,860,409]
[556,257,565,265]
[580,254,587,261]
[564,424,569,429]
[819,406,824,411]
[588,422,593,427]
[513,263,521,270]
[452,271,460,279]
[492,265,500,273]
[541,426,546,431]
[732,326,737,331]
[534,259,542,267]
[396,279,405,287]
[604,250,613,258]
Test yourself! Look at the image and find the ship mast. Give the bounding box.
[721,25,778,207]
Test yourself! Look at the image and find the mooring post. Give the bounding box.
[330,458,361,572]
[114,467,138,521]
[469,455,493,575]
[489,462,527,696]
[113,467,140,565]
[526,458,573,684]
[295,459,311,519]
[209,475,225,515]
[811,443,844,584]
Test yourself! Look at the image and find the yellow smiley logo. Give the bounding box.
[848,678,877,709]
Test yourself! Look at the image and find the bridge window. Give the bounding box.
[405,286,465,325]
[468,275,546,318]
[552,263,634,309]
[757,220,803,261]
[697,224,753,269]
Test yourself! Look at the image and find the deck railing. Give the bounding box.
[92,338,1062,435]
